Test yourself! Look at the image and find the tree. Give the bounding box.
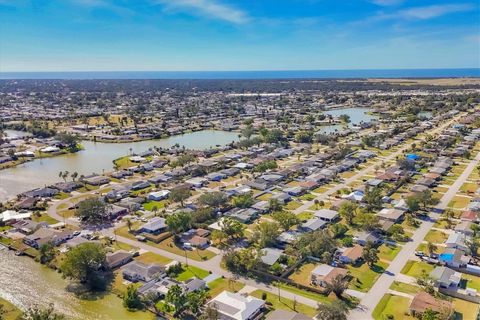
[232,194,254,208]
[324,274,349,298]
[271,210,299,231]
[186,290,209,316]
[316,301,348,320]
[339,114,350,124]
[254,160,277,172]
[362,242,379,267]
[221,217,246,240]
[60,242,108,291]
[405,195,420,213]
[75,197,111,225]
[211,230,228,247]
[71,171,78,181]
[364,186,383,211]
[125,218,133,232]
[443,209,455,229]
[38,242,56,264]
[198,191,228,209]
[295,230,338,261]
[466,237,479,257]
[166,211,192,237]
[56,133,80,151]
[426,242,437,257]
[388,224,405,241]
[0,304,5,320]
[169,186,191,207]
[330,224,348,238]
[20,304,65,320]
[268,198,283,213]
[199,303,219,320]
[224,248,259,273]
[417,190,438,210]
[165,285,187,316]
[470,224,480,237]
[253,221,281,248]
[354,213,379,231]
[241,124,254,140]
[123,285,143,310]
[338,201,358,225]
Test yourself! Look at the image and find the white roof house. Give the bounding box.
[207,291,265,320]
[0,210,32,222]
[313,209,339,222]
[147,190,170,201]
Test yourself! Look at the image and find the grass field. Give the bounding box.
[400,260,435,279]
[250,290,319,317]
[389,281,421,295]
[372,294,414,320]
[206,277,245,297]
[348,262,388,292]
[424,229,448,244]
[378,244,401,262]
[0,298,22,320]
[135,252,172,265]
[452,297,480,320]
[174,265,210,281]
[157,237,216,261]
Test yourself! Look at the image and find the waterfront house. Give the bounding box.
[122,261,165,282]
[24,228,72,248]
[106,250,133,269]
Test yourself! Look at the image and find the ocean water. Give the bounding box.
[0,69,479,79]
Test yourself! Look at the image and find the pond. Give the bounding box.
[323,107,376,125]
[0,248,155,320]
[0,130,239,201]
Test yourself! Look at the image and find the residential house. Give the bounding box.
[354,231,381,246]
[23,228,72,248]
[313,209,340,222]
[147,190,170,201]
[265,310,311,320]
[338,245,363,265]
[260,248,283,267]
[207,291,265,320]
[106,250,133,269]
[122,261,165,282]
[310,264,348,287]
[409,292,452,317]
[139,217,167,235]
[430,266,462,289]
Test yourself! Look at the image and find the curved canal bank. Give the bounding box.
[0,248,155,320]
[0,130,239,201]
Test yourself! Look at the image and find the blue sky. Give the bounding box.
[0,0,479,71]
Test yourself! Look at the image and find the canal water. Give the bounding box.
[0,130,239,201]
[0,249,155,320]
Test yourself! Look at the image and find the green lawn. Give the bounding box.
[174,265,210,281]
[453,298,480,320]
[142,200,168,211]
[250,290,318,318]
[31,213,59,225]
[348,262,388,292]
[378,244,401,262]
[157,237,216,261]
[464,274,480,291]
[276,282,331,304]
[285,201,302,210]
[400,260,435,279]
[424,230,448,244]
[136,252,172,265]
[297,211,314,221]
[372,294,414,320]
[447,196,471,210]
[0,298,22,320]
[207,277,245,297]
[389,281,421,295]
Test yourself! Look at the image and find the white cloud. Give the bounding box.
[398,4,474,20]
[156,0,249,24]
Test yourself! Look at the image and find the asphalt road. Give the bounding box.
[348,150,480,320]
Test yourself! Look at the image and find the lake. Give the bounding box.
[0,130,239,201]
[323,107,375,125]
[0,248,155,320]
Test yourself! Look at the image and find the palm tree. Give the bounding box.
[125,218,133,232]
[71,171,78,181]
[426,242,437,257]
[324,274,349,298]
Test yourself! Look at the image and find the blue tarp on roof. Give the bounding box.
[439,253,454,262]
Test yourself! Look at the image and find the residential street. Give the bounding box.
[348,150,480,320]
